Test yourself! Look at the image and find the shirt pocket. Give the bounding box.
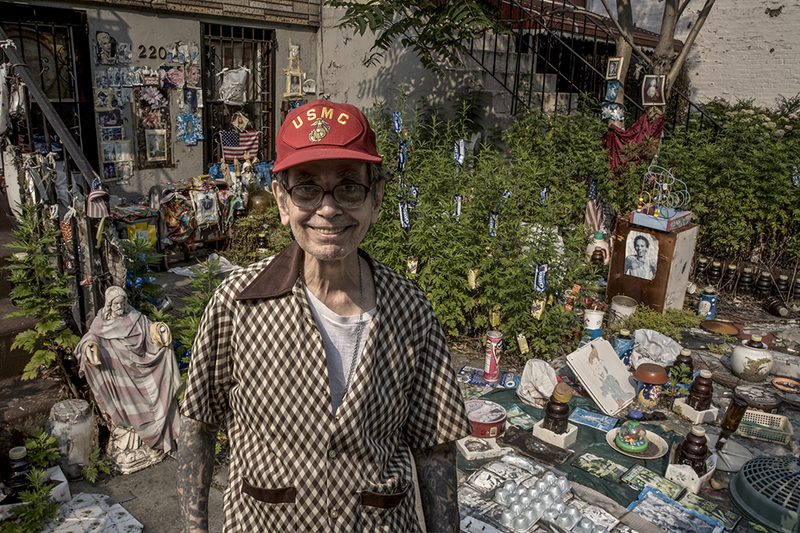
[241,478,297,504]
[359,484,417,533]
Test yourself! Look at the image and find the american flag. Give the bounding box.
[585,178,603,232]
[219,130,259,160]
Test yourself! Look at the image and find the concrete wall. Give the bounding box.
[317,5,517,139]
[586,0,800,108]
[9,0,318,199]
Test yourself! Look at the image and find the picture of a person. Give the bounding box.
[625,235,657,280]
[96,31,117,66]
[588,347,627,408]
[642,75,665,106]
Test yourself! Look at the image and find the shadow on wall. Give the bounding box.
[320,8,515,140]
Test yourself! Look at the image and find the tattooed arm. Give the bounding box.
[413,441,459,533]
[177,416,219,533]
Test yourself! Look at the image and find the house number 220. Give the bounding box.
[138,45,167,60]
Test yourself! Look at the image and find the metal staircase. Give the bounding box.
[466,0,723,134]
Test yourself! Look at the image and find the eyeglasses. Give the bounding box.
[285,182,372,209]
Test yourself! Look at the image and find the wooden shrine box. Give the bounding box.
[607,218,699,313]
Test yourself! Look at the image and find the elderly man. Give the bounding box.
[178,100,471,532]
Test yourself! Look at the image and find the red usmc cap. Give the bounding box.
[273,100,382,172]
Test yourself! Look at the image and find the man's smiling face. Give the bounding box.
[273,159,383,262]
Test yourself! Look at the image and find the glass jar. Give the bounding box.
[542,383,572,435]
[738,267,755,296]
[707,261,723,284]
[722,264,738,292]
[8,446,32,494]
[753,271,773,299]
[775,274,790,297]
[716,396,749,450]
[678,426,709,476]
[686,369,713,411]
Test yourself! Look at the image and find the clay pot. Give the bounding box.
[730,337,773,381]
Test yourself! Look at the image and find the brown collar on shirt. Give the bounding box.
[235,241,375,300]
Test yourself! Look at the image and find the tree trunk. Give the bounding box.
[610,0,634,130]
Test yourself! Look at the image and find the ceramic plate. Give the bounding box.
[772,377,800,393]
[605,430,669,460]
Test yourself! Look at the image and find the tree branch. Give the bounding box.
[677,0,693,21]
[667,0,716,89]
[599,0,654,68]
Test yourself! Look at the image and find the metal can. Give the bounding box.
[698,287,718,319]
[484,331,502,382]
[535,263,548,293]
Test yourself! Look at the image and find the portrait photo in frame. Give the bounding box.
[145,129,168,162]
[642,75,666,106]
[606,57,623,80]
[624,231,659,280]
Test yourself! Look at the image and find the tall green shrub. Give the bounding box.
[362,92,606,359]
[3,202,80,380]
[659,97,800,264]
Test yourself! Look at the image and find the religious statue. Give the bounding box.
[76,286,181,474]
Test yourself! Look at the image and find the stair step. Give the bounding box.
[0,297,39,380]
[0,375,62,432]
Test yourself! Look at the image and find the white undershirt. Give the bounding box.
[304,286,376,415]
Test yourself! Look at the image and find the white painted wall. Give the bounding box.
[317,5,516,135]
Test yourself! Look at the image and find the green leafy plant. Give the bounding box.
[2,202,80,382]
[81,449,111,483]
[119,235,164,319]
[224,208,292,266]
[0,469,59,533]
[707,343,729,355]
[326,0,506,74]
[24,428,59,468]
[361,88,605,359]
[612,306,704,341]
[173,257,224,366]
[659,96,800,265]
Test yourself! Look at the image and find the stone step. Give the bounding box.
[0,296,38,380]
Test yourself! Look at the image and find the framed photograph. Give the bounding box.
[604,79,620,102]
[94,70,108,90]
[566,338,635,416]
[642,74,666,106]
[101,126,122,142]
[572,452,629,483]
[103,162,117,181]
[625,231,659,280]
[94,89,111,110]
[95,31,117,66]
[145,129,167,162]
[606,56,623,80]
[102,142,118,162]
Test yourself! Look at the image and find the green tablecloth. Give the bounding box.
[458,388,685,507]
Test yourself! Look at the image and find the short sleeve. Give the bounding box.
[180,288,234,426]
[403,312,472,449]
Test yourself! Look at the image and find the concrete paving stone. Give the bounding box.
[68,457,224,533]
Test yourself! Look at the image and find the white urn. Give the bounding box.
[730,335,773,381]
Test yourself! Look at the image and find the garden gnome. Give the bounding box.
[76,286,181,473]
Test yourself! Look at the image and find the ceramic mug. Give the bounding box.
[637,382,662,409]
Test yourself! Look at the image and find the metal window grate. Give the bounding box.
[203,23,275,166]
[1,16,93,158]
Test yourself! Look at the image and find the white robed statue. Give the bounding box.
[76,286,181,473]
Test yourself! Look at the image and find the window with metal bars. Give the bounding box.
[0,4,97,165]
[202,23,275,166]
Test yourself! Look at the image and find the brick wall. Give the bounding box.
[679,0,799,107]
[50,0,320,26]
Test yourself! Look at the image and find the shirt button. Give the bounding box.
[328,449,336,459]
[330,509,339,519]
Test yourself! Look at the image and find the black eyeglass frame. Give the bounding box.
[284,182,373,209]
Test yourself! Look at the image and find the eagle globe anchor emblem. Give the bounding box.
[308,118,331,142]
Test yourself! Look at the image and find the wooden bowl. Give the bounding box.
[632,363,668,384]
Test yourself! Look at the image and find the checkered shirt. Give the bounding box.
[181,241,472,532]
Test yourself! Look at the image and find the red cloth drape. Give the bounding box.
[602,113,666,176]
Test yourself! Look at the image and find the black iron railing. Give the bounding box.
[467,0,723,135]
